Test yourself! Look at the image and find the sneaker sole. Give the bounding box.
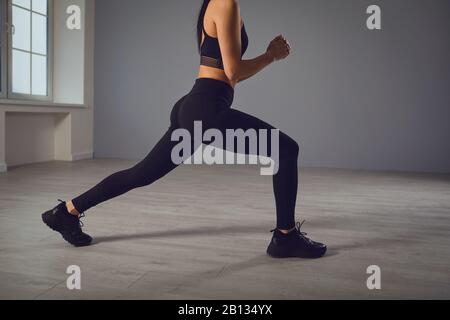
[266,243,327,259]
[41,211,92,247]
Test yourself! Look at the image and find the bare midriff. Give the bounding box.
[197,65,236,88]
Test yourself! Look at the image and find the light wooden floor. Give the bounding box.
[0,159,449,300]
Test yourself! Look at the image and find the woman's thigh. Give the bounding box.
[211,107,282,157]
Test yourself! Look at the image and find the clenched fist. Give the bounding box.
[266,35,292,61]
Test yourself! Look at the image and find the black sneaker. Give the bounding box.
[267,221,327,258]
[41,199,92,247]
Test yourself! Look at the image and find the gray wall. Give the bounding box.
[94,0,450,173]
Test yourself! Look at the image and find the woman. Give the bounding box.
[42,0,326,258]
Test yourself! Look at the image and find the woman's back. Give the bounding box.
[197,0,247,87]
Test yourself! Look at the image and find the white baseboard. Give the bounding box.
[71,151,94,161]
[0,153,94,172]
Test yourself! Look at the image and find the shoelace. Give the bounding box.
[78,212,86,228]
[271,220,314,244]
[294,220,314,244]
[58,199,85,228]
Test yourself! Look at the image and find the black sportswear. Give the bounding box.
[72,78,299,230]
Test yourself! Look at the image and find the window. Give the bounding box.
[0,1,6,98]
[0,0,52,101]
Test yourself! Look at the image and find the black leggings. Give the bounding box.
[72,78,299,229]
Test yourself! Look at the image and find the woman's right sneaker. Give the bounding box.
[266,221,327,258]
[41,199,92,247]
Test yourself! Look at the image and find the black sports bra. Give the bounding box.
[200,22,249,70]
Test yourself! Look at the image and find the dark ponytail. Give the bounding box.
[197,0,211,52]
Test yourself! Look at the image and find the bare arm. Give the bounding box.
[214,0,291,83]
[235,54,274,83]
[236,36,289,83]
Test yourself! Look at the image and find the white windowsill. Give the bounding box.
[0,98,86,109]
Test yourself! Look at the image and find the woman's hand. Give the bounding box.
[266,35,292,62]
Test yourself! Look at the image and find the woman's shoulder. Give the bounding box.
[209,0,240,23]
[211,0,239,10]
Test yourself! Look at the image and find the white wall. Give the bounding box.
[0,0,95,171]
[6,113,56,166]
[53,0,86,105]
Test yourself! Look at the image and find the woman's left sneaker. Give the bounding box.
[266,221,327,258]
[41,199,92,247]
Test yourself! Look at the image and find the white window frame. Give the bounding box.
[4,0,53,102]
[0,0,7,98]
